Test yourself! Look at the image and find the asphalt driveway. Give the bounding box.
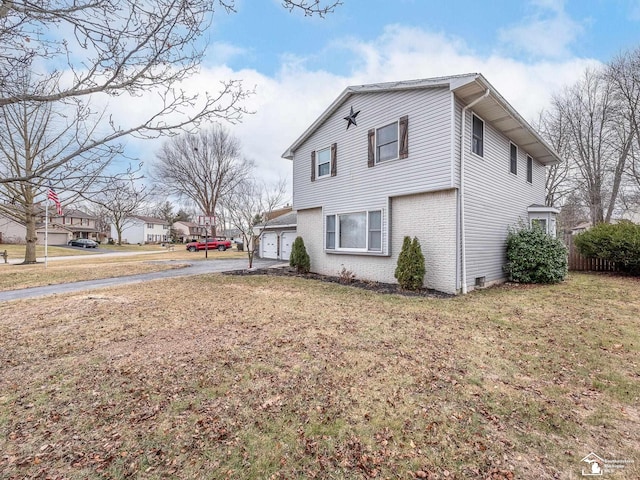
[0,258,284,302]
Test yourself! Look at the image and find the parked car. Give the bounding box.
[185,238,232,252]
[68,238,98,248]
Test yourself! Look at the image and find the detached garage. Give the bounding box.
[257,211,297,261]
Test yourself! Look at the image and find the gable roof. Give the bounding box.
[281,73,561,166]
[132,215,168,225]
[257,211,297,229]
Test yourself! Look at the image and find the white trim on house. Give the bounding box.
[283,74,561,294]
[283,73,561,166]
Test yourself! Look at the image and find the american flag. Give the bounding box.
[48,187,63,215]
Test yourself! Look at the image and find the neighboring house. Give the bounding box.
[112,215,169,244]
[256,211,298,261]
[1,206,97,245]
[46,208,99,242]
[282,73,561,294]
[173,221,207,243]
[0,212,26,244]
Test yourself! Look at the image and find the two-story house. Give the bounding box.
[0,206,98,245]
[173,221,207,243]
[282,73,561,294]
[45,208,100,243]
[113,215,169,244]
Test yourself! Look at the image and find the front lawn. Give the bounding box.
[0,273,637,479]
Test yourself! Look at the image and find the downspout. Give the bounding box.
[459,88,490,294]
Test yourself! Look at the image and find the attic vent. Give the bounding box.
[475,276,486,288]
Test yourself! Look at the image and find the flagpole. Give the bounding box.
[45,202,49,268]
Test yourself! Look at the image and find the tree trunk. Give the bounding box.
[23,204,38,264]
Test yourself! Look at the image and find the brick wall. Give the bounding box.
[296,189,458,294]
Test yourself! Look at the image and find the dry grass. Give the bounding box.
[0,244,93,259]
[0,248,245,291]
[0,272,638,479]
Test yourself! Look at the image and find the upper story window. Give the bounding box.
[367,116,409,167]
[510,143,518,175]
[325,210,382,253]
[527,155,533,183]
[311,143,337,181]
[376,122,399,162]
[472,114,484,157]
[317,146,331,178]
[146,223,154,229]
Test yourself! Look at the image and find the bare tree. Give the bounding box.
[224,179,285,268]
[0,1,340,184]
[151,124,253,234]
[535,109,576,207]
[89,179,151,245]
[0,72,138,262]
[551,68,634,224]
[0,1,340,106]
[606,48,640,196]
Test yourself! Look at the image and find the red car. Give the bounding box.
[185,238,232,252]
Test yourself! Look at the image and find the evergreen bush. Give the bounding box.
[394,236,426,290]
[289,236,310,274]
[504,224,567,284]
[574,221,640,274]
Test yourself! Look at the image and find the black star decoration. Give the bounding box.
[343,106,360,130]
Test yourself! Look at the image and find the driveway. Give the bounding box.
[0,258,285,302]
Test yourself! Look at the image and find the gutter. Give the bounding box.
[459,88,490,294]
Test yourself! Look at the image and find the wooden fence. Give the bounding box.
[563,234,619,272]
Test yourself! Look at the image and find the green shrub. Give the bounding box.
[504,224,567,284]
[394,236,426,290]
[574,221,640,274]
[289,236,310,274]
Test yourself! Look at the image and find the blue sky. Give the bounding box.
[119,0,640,202]
[211,0,639,73]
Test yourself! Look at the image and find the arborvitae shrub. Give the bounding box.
[504,224,567,284]
[574,221,640,274]
[395,236,426,290]
[289,236,310,274]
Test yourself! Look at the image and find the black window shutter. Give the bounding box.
[311,151,316,182]
[399,115,409,159]
[330,143,337,177]
[367,129,375,167]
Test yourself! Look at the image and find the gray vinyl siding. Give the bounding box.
[461,108,547,288]
[292,87,453,215]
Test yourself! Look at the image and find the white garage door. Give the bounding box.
[37,232,68,245]
[261,232,278,259]
[280,231,296,261]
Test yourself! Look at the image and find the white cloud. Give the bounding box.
[498,1,584,58]
[105,24,597,203]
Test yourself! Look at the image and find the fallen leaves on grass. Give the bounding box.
[0,273,638,479]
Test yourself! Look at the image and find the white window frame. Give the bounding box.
[526,155,533,183]
[510,142,518,175]
[325,210,383,253]
[530,218,548,233]
[376,121,399,163]
[316,146,331,179]
[472,114,484,157]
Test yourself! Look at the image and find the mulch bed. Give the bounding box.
[224,266,454,298]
